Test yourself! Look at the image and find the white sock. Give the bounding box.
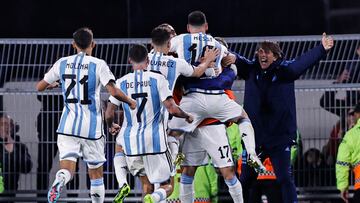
[225,176,243,203]
[153,184,167,203]
[238,118,256,154]
[90,178,105,203]
[151,188,167,202]
[180,174,194,203]
[114,152,128,187]
[52,169,71,187]
[167,136,179,163]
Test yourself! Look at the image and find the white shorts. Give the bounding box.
[57,134,106,169]
[168,93,243,133]
[126,151,172,184]
[181,124,234,168]
[126,156,146,177]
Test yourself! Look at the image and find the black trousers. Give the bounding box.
[240,145,297,203]
[250,180,283,203]
[352,189,360,203]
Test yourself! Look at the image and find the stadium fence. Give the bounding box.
[0,34,359,202]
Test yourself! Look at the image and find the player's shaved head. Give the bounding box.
[129,44,148,63]
[73,27,93,50]
[188,11,207,26]
[151,27,171,46]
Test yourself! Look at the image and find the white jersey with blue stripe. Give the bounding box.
[43,52,115,139]
[109,70,172,156]
[147,52,194,92]
[169,32,228,76]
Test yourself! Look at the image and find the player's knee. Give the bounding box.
[182,166,197,177]
[115,144,124,153]
[160,178,174,194]
[88,165,103,179]
[167,129,183,137]
[219,166,235,180]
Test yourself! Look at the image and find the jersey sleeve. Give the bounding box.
[169,35,181,53]
[43,60,61,84]
[99,60,116,86]
[158,76,173,102]
[220,44,228,57]
[214,42,228,73]
[177,58,194,77]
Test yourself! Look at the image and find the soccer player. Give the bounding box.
[107,26,218,203]
[173,37,244,203]
[149,26,219,91]
[106,44,194,203]
[36,27,136,203]
[169,12,227,77]
[167,8,265,182]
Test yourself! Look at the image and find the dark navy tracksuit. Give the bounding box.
[234,44,327,203]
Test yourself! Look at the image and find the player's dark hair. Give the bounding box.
[157,23,176,36]
[256,41,283,59]
[188,11,207,26]
[73,27,93,50]
[151,27,171,46]
[129,44,148,63]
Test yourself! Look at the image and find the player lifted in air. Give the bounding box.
[167,11,266,203]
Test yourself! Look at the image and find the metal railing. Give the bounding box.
[0,35,360,202]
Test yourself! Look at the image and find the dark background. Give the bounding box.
[0,0,359,38]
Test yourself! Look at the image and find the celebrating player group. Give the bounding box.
[37,10,334,203]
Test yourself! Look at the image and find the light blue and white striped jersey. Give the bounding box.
[170,32,228,77]
[109,70,172,156]
[43,52,115,139]
[147,52,194,92]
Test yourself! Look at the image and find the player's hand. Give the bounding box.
[340,189,349,203]
[221,53,236,67]
[185,113,194,123]
[209,62,216,68]
[322,32,334,51]
[46,81,60,90]
[109,123,121,135]
[129,98,137,110]
[203,47,220,63]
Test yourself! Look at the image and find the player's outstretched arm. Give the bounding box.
[163,97,193,123]
[105,82,136,110]
[191,47,220,77]
[280,33,334,80]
